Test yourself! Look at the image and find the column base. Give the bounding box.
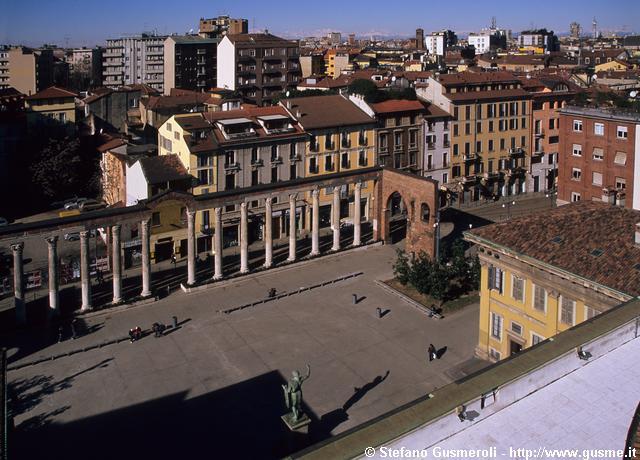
[80,305,93,312]
[112,298,122,304]
[353,242,361,247]
[240,270,249,275]
[310,251,320,256]
[286,256,296,262]
[140,291,152,298]
[213,274,223,280]
[264,262,272,269]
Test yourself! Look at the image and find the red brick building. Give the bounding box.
[558,106,640,208]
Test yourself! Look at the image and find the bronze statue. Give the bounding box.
[282,364,311,422]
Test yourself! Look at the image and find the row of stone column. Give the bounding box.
[11,220,153,325]
[184,183,363,286]
[9,183,364,324]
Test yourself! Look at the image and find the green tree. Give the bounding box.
[450,239,468,279]
[393,249,411,285]
[30,137,99,200]
[410,251,435,295]
[430,262,450,302]
[347,78,379,101]
[470,255,481,290]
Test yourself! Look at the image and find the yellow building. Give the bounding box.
[594,59,632,73]
[423,71,532,203]
[281,94,377,227]
[464,201,639,361]
[25,86,77,134]
[324,50,351,78]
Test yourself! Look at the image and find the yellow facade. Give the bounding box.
[26,98,76,127]
[476,256,616,362]
[594,60,630,73]
[149,199,188,261]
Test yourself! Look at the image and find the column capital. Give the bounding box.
[312,188,320,198]
[265,196,272,205]
[240,201,247,210]
[214,206,222,217]
[187,208,196,218]
[289,193,298,202]
[45,235,58,245]
[333,186,340,196]
[11,242,24,253]
[548,289,560,299]
[80,230,90,239]
[140,218,150,229]
[354,181,362,191]
[111,224,121,232]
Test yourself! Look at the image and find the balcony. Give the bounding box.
[462,175,477,184]
[482,171,500,180]
[358,157,369,167]
[289,153,301,162]
[325,142,336,151]
[270,156,283,165]
[532,149,545,157]
[238,54,256,62]
[379,146,389,154]
[263,54,283,62]
[443,141,450,148]
[251,159,264,168]
[409,143,418,151]
[341,138,351,148]
[359,136,368,147]
[263,77,285,86]
[224,162,240,171]
[309,164,319,174]
[464,153,476,162]
[427,143,435,150]
[509,147,525,156]
[263,64,284,73]
[393,144,403,152]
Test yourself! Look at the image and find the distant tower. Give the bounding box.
[570,22,582,39]
[491,16,497,30]
[348,33,356,46]
[592,17,598,39]
[416,28,425,50]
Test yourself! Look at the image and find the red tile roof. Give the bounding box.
[467,201,640,296]
[446,88,531,102]
[438,71,520,86]
[371,99,427,114]
[282,94,375,129]
[26,86,77,100]
[97,138,127,153]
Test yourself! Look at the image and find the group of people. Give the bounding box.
[152,322,166,337]
[128,326,142,342]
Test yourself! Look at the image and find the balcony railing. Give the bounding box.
[359,136,368,146]
[379,146,389,154]
[224,162,240,171]
[509,147,525,156]
[358,157,368,167]
[409,142,418,150]
[289,153,301,162]
[393,144,403,152]
[341,138,351,148]
[309,164,319,174]
[464,153,476,162]
[251,159,264,167]
[270,156,283,165]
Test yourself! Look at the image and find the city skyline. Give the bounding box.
[2,0,639,48]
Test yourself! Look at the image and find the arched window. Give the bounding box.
[421,203,431,222]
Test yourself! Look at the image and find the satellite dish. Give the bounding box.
[286,91,290,97]
[630,90,638,98]
[592,74,597,80]
[391,76,396,82]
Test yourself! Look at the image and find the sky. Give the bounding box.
[2,0,639,48]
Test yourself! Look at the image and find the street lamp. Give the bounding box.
[502,201,516,220]
[433,221,440,261]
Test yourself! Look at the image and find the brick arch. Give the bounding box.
[374,169,438,258]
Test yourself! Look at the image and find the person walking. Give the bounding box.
[428,344,437,362]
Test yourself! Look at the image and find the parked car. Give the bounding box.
[64,232,81,241]
[79,200,106,212]
[63,197,88,210]
[0,217,8,227]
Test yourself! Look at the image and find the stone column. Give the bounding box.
[287,194,297,262]
[11,242,25,326]
[140,219,151,297]
[240,202,249,273]
[311,189,320,256]
[332,187,341,251]
[46,236,59,316]
[353,182,362,246]
[111,225,122,304]
[80,231,92,311]
[187,209,196,285]
[264,197,273,268]
[213,207,223,280]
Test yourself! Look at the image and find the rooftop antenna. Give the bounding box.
[592,17,598,39]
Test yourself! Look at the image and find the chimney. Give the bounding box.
[601,188,615,204]
[295,109,301,118]
[635,223,640,246]
[286,100,291,109]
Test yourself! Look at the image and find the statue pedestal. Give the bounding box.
[281,413,311,434]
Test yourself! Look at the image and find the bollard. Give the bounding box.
[376,307,382,318]
[352,294,358,305]
[172,316,178,328]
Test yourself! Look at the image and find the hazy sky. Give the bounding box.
[2,0,638,47]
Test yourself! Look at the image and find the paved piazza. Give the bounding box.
[7,244,484,459]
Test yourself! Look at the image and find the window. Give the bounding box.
[341,152,350,169]
[511,321,523,336]
[465,123,470,135]
[309,157,318,174]
[324,155,334,171]
[531,333,544,346]
[512,276,524,302]
[453,124,459,136]
[560,296,575,325]
[491,312,503,340]
[271,167,278,183]
[489,348,501,361]
[174,131,180,140]
[571,192,581,202]
[573,120,583,132]
[533,285,547,313]
[251,169,259,186]
[571,168,581,180]
[594,122,604,136]
[617,126,628,139]
[166,122,172,132]
[616,177,626,190]
[572,144,582,156]
[151,212,161,227]
[453,144,458,155]
[614,151,627,165]
[592,172,603,186]
[442,152,448,167]
[442,172,448,183]
[488,266,504,294]
[593,148,604,161]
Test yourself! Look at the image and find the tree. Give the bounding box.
[393,249,411,285]
[429,262,450,303]
[30,137,99,200]
[348,79,378,101]
[450,239,468,279]
[470,255,481,290]
[410,251,434,296]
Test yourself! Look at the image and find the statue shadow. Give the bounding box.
[310,371,390,441]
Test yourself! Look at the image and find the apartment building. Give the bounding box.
[198,15,248,39]
[1,47,54,95]
[25,86,77,134]
[103,33,167,92]
[557,106,640,209]
[217,33,301,106]
[465,201,640,361]
[468,29,508,54]
[518,75,576,193]
[299,52,325,78]
[425,30,457,57]
[158,106,308,249]
[422,106,453,187]
[518,29,559,53]
[66,47,103,88]
[324,49,351,78]
[422,71,532,204]
[164,35,219,95]
[280,94,376,227]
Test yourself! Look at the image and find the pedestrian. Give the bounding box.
[352,294,358,305]
[129,328,136,342]
[171,253,177,267]
[152,323,159,338]
[376,307,383,318]
[71,319,78,340]
[172,316,178,328]
[57,325,63,343]
[428,344,437,362]
[268,288,276,298]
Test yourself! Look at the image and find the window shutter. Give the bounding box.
[488,266,495,290]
